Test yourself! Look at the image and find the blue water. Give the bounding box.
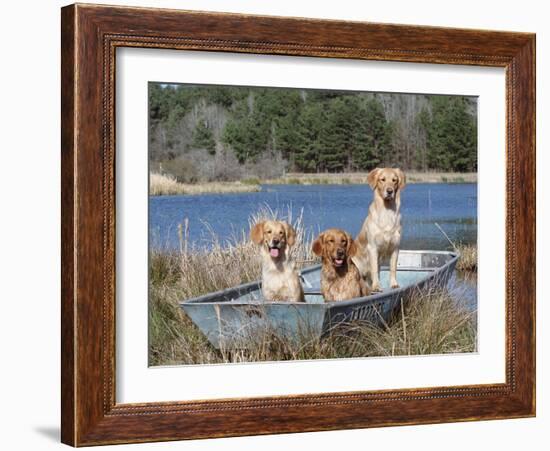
[149,183,477,251]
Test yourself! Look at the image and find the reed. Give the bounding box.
[456,243,477,272]
[434,222,477,274]
[149,208,476,366]
[149,172,261,196]
[149,206,319,364]
[150,281,476,365]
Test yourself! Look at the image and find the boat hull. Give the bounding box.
[180,250,459,349]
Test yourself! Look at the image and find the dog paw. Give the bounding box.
[371,285,383,293]
[390,283,400,289]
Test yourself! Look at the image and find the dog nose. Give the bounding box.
[386,187,394,194]
[272,239,280,245]
[336,249,345,257]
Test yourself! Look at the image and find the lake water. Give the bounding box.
[150,183,478,309]
[149,183,477,251]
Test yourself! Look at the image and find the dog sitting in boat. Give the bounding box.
[312,228,369,302]
[250,220,305,302]
[352,167,406,292]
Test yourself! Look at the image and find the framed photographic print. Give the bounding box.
[61,3,535,446]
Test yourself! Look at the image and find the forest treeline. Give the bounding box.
[149,84,477,182]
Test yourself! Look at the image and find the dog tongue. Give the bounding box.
[270,248,280,258]
[335,259,344,266]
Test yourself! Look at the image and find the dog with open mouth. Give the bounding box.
[312,228,369,302]
[352,167,406,292]
[250,220,305,302]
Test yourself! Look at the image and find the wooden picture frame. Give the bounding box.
[61,3,535,446]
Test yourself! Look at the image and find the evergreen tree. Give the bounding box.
[353,98,387,170]
[274,114,301,168]
[294,102,325,172]
[449,98,477,171]
[149,83,478,175]
[320,97,354,172]
[415,108,431,170]
[191,119,216,155]
[222,91,270,163]
[423,96,477,172]
[222,115,268,163]
[260,89,303,163]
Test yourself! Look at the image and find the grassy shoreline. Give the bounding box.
[150,171,477,196]
[150,172,261,196]
[263,171,477,185]
[149,209,478,366]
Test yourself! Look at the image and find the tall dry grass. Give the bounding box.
[150,278,476,366]
[150,172,261,196]
[434,222,477,273]
[456,243,477,272]
[150,171,476,195]
[149,207,477,366]
[149,206,320,364]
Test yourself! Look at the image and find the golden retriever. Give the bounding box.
[312,228,369,302]
[353,167,406,292]
[250,220,305,302]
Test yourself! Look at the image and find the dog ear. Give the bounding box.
[395,168,406,190]
[367,168,381,189]
[250,222,265,245]
[346,233,358,257]
[312,233,324,256]
[283,222,296,247]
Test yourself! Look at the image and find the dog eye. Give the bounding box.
[392,178,397,182]
[381,177,386,182]
[267,230,272,234]
[279,231,283,235]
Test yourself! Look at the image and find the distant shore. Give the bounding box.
[263,171,477,186]
[150,171,477,196]
[150,173,261,196]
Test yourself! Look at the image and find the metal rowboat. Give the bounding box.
[180,250,459,349]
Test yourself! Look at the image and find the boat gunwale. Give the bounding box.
[179,250,459,309]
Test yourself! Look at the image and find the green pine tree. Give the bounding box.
[423,96,477,172]
[319,97,353,172]
[294,102,325,172]
[192,119,216,155]
[149,83,477,174]
[352,98,387,170]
